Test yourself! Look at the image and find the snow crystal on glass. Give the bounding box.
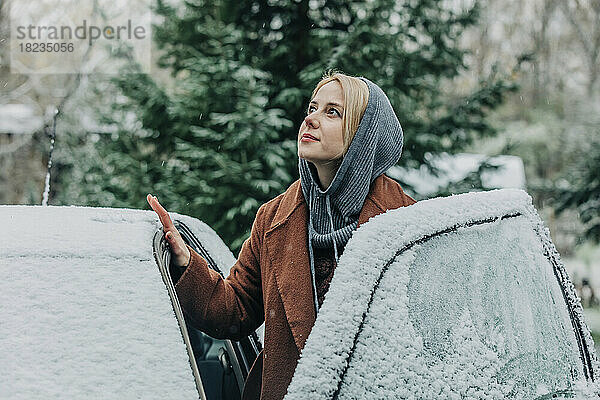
[338,218,582,399]
[285,189,598,400]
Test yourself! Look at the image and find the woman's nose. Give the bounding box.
[304,113,319,128]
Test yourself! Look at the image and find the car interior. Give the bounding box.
[181,294,242,400]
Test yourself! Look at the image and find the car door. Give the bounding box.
[285,189,599,399]
[0,206,202,399]
[152,216,261,400]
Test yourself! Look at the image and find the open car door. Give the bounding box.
[285,189,599,399]
[1,206,202,399]
[153,213,261,400]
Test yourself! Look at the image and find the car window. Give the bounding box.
[0,206,200,399]
[339,216,585,399]
[285,189,599,400]
[407,217,582,393]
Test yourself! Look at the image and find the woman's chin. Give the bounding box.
[298,146,324,162]
[298,149,313,162]
[298,153,319,164]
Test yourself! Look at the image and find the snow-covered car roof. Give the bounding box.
[0,205,235,399]
[286,189,599,399]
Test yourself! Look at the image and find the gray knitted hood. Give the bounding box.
[299,77,404,312]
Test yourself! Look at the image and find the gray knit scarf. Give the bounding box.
[299,77,404,313]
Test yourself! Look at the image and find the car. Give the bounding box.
[284,189,600,399]
[2,188,598,399]
[0,205,260,400]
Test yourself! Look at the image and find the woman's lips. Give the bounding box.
[301,133,319,142]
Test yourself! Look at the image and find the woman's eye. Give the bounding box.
[305,106,340,116]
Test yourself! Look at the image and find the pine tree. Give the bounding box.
[67,1,294,251]
[53,0,517,252]
[557,139,600,243]
[230,0,518,171]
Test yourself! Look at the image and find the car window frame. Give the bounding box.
[152,220,262,399]
[153,228,207,399]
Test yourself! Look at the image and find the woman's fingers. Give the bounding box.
[166,227,191,266]
[147,194,191,267]
[147,193,176,232]
[166,231,178,244]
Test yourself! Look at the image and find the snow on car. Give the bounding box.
[3,188,598,400]
[285,189,600,399]
[0,205,259,400]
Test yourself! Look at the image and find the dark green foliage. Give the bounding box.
[557,139,600,243]
[53,0,516,252]
[230,0,518,171]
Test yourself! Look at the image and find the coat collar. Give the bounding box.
[269,174,400,231]
[265,174,411,352]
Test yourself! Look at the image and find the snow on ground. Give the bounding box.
[285,189,598,400]
[0,205,234,399]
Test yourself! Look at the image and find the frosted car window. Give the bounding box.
[339,216,582,399]
[284,189,598,400]
[0,206,214,399]
[0,257,199,399]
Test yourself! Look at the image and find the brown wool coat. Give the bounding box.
[175,174,416,400]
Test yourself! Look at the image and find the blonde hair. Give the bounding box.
[311,70,369,156]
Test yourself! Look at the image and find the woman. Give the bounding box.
[147,72,416,400]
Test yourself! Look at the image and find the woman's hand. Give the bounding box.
[147,194,191,267]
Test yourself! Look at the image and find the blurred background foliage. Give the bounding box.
[0,0,598,259]
[4,0,517,251]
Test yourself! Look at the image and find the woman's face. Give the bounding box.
[297,81,345,165]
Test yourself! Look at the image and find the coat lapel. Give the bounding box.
[264,175,413,353]
[266,204,315,352]
[357,195,386,227]
[265,181,315,351]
